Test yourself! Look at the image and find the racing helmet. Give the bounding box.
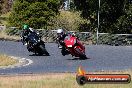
[57,28,64,35]
[23,24,29,30]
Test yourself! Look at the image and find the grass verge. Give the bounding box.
[0,30,20,41]
[0,71,131,88]
[0,54,18,66]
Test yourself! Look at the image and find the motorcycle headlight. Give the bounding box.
[67,45,72,47]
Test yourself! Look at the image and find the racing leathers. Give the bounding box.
[21,28,34,45]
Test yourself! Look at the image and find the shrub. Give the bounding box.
[8,0,60,29]
[48,11,90,31]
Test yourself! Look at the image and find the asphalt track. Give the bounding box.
[0,40,132,74]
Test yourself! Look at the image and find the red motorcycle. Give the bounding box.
[63,34,87,59]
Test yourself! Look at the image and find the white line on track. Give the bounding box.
[21,58,33,66]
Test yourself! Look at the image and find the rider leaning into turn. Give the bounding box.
[56,28,77,48]
[21,24,34,45]
[56,28,77,56]
[56,29,68,49]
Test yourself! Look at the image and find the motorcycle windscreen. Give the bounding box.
[28,33,40,44]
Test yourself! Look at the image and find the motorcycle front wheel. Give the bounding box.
[74,48,87,60]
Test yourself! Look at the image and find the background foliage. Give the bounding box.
[73,0,132,33]
[0,0,3,15]
[48,11,90,31]
[0,0,132,45]
[1,0,131,33]
[8,0,60,29]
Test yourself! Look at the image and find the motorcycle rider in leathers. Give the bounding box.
[21,24,34,45]
[57,29,74,56]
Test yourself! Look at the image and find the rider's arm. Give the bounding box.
[29,28,34,33]
[21,30,27,37]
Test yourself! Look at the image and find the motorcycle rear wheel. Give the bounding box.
[79,54,87,60]
[39,45,50,56]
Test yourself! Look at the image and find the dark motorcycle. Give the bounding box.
[26,32,49,56]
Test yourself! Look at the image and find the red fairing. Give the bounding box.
[64,35,85,57]
[64,35,75,46]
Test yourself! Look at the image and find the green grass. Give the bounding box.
[0,71,131,88]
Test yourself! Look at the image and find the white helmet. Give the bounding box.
[57,29,64,34]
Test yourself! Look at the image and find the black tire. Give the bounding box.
[76,76,86,85]
[80,54,87,60]
[39,45,49,56]
[61,49,66,56]
[61,47,68,56]
[74,48,87,59]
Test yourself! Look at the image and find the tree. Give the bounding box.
[74,0,98,32]
[8,0,60,29]
[0,0,3,15]
[1,0,13,14]
[99,0,125,33]
[73,0,131,33]
[112,1,132,33]
[0,0,13,14]
[0,0,3,23]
